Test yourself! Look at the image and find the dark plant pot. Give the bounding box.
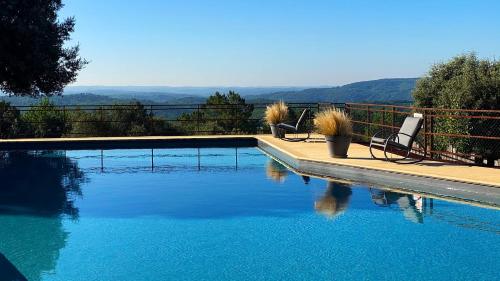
[269,124,284,138]
[325,135,351,158]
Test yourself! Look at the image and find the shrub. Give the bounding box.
[0,101,23,138]
[314,108,352,136]
[22,99,69,137]
[412,53,500,165]
[67,109,111,137]
[264,101,288,125]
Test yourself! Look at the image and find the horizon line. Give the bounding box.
[66,77,419,89]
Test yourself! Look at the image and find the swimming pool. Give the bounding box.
[0,148,499,280]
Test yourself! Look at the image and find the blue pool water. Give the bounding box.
[0,148,499,281]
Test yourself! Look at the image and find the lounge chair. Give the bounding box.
[369,116,425,163]
[277,109,311,142]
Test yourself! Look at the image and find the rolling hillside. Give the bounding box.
[1,78,418,107]
[245,78,418,103]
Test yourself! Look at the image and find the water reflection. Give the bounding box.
[370,188,425,223]
[0,151,84,217]
[0,151,85,281]
[315,181,352,219]
[266,160,288,183]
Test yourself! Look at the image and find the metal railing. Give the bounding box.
[2,102,343,137]
[345,103,500,166]
[2,101,498,166]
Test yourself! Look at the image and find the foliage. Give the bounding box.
[23,99,69,137]
[314,108,352,136]
[67,109,111,137]
[0,101,23,138]
[251,78,417,103]
[178,91,255,134]
[413,53,499,109]
[66,102,180,137]
[412,53,500,164]
[264,101,288,124]
[0,0,87,96]
[105,103,151,136]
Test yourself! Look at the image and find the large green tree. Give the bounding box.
[179,91,255,134]
[204,91,254,132]
[0,0,87,96]
[412,53,500,165]
[413,53,499,109]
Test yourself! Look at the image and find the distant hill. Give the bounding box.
[63,86,308,99]
[1,78,418,107]
[245,78,418,103]
[0,93,138,107]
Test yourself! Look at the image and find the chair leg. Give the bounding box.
[404,139,427,164]
[369,141,383,159]
[384,145,410,162]
[280,130,310,142]
[384,142,426,164]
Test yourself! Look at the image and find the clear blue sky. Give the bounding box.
[60,0,500,87]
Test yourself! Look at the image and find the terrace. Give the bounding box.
[1,102,499,206]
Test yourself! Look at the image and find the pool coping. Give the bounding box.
[0,136,257,150]
[1,135,499,206]
[257,138,500,207]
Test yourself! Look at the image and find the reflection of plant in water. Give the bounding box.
[0,151,85,218]
[266,160,288,183]
[315,181,352,218]
[0,216,68,281]
[0,151,86,281]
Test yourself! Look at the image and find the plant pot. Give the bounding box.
[269,124,284,138]
[325,135,351,158]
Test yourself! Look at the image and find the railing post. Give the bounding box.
[381,106,385,129]
[391,106,395,134]
[308,104,312,133]
[63,105,67,135]
[366,105,371,140]
[235,104,239,134]
[100,106,104,134]
[423,109,428,155]
[196,104,200,135]
[150,105,154,136]
[429,111,434,159]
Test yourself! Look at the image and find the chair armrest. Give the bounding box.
[277,123,297,131]
[385,133,400,144]
[370,130,388,143]
[371,130,387,139]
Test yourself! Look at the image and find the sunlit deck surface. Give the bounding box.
[1,134,499,205]
[257,135,500,188]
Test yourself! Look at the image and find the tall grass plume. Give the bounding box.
[264,101,288,124]
[313,108,352,136]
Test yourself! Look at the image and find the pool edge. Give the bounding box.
[257,138,500,207]
[1,135,498,207]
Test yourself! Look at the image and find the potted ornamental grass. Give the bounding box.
[314,108,353,158]
[264,101,288,138]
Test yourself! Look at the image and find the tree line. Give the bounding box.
[0,91,259,138]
